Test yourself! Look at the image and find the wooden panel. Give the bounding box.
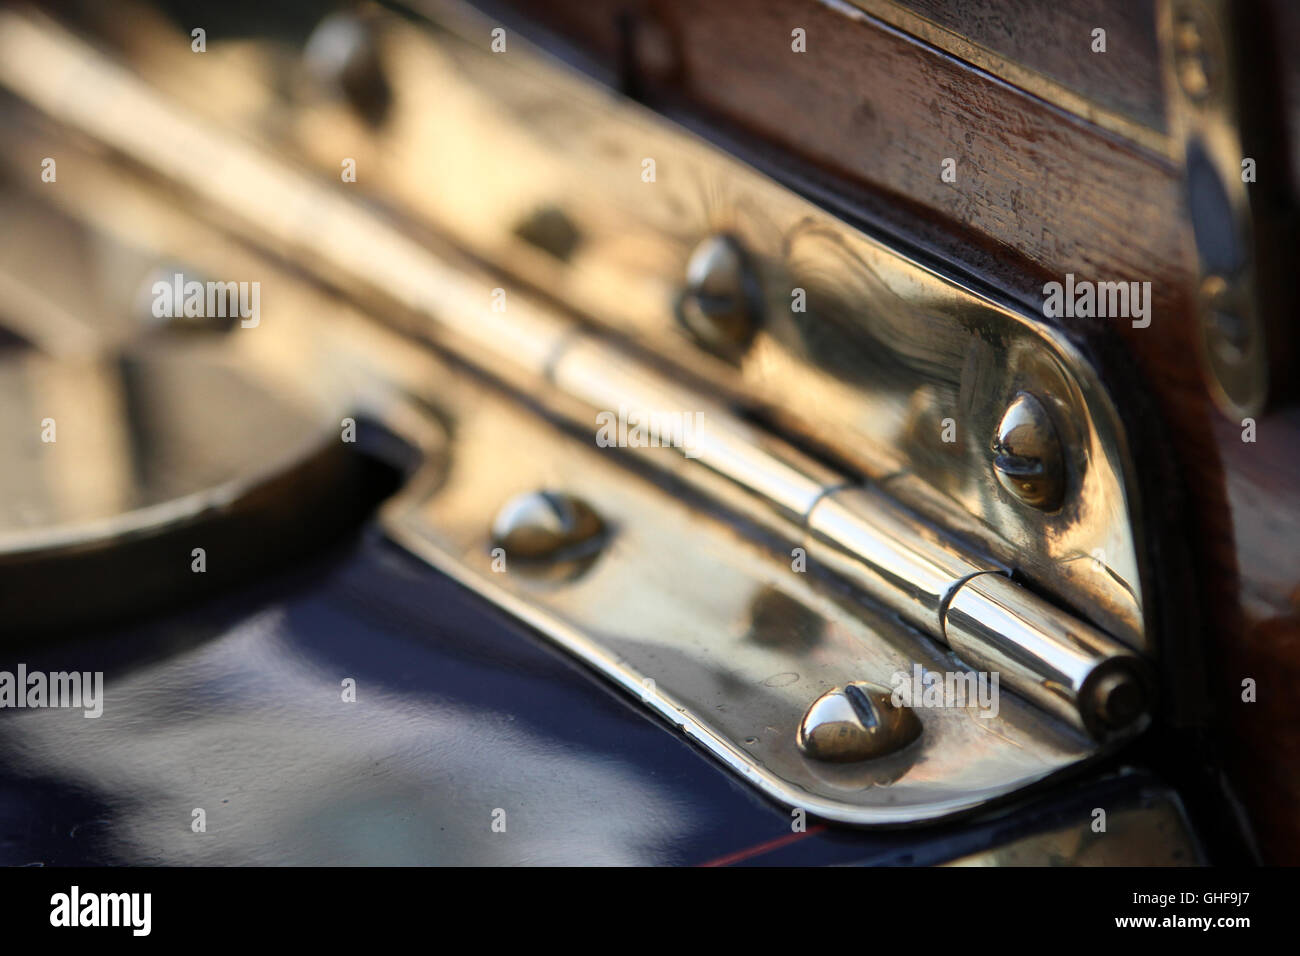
[891,0,1166,132]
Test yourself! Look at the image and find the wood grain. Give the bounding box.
[892,0,1166,131]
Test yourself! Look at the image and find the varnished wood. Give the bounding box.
[890,0,1166,132]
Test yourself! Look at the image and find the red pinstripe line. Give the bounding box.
[697,824,827,867]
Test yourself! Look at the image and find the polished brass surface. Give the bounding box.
[805,486,989,637]
[0,345,336,552]
[943,572,1148,737]
[944,784,1204,866]
[0,2,1147,738]
[0,118,1105,824]
[0,182,424,633]
[796,682,922,763]
[0,2,1159,820]
[34,0,1153,657]
[381,369,1103,824]
[802,487,1145,737]
[991,392,1065,511]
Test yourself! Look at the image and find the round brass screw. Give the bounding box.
[796,681,922,763]
[991,392,1065,511]
[490,490,606,567]
[303,12,392,124]
[673,234,762,357]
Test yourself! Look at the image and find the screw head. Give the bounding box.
[304,13,392,124]
[673,234,762,357]
[490,490,605,569]
[991,392,1065,511]
[796,681,922,763]
[135,265,236,332]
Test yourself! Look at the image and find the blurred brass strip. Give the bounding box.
[943,785,1203,865]
[0,10,1145,737]
[0,269,101,357]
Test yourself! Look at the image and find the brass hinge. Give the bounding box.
[0,1,1153,823]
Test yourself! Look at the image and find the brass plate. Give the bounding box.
[382,374,1102,825]
[0,1,1150,656]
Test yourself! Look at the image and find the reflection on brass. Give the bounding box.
[942,571,1149,737]
[0,344,368,634]
[801,743,918,791]
[991,392,1065,511]
[944,786,1204,866]
[746,586,824,654]
[796,682,922,763]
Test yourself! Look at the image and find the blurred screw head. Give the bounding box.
[304,12,392,125]
[491,490,606,572]
[674,234,762,358]
[135,265,236,333]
